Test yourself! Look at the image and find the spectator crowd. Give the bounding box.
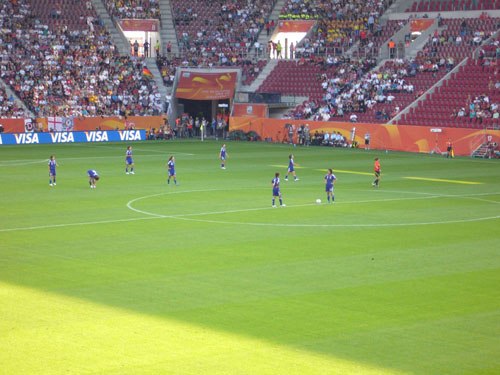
[0,0,163,117]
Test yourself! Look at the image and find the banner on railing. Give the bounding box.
[0,116,166,133]
[176,70,238,100]
[119,19,159,32]
[0,130,146,146]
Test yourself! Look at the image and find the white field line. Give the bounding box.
[1,191,498,232]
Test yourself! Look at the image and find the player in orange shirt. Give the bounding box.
[373,157,381,188]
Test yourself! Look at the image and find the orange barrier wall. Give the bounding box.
[230,117,500,156]
[0,119,25,133]
[1,116,166,133]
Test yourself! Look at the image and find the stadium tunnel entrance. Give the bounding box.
[171,69,239,136]
[177,98,229,124]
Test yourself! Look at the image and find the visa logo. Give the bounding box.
[50,132,75,143]
[119,130,142,141]
[15,133,39,144]
[85,131,109,142]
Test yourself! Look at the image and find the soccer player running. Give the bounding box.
[87,169,100,189]
[272,172,285,208]
[167,156,177,185]
[48,155,58,187]
[219,144,227,169]
[125,146,135,174]
[324,168,337,203]
[285,154,299,181]
[373,157,381,188]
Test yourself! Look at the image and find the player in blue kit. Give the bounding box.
[48,155,58,186]
[324,168,337,203]
[125,146,134,174]
[285,154,299,181]
[167,156,177,185]
[219,144,227,169]
[87,169,100,189]
[272,172,285,208]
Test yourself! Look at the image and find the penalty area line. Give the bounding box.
[315,169,373,176]
[270,164,305,169]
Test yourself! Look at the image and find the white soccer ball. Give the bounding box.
[316,199,322,204]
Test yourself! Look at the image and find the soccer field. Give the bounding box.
[1,140,499,375]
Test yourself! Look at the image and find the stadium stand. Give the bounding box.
[257,8,500,126]
[170,0,273,57]
[0,86,26,118]
[0,0,499,131]
[0,0,162,117]
[104,0,160,20]
[279,0,396,57]
[406,0,499,12]
[397,58,500,128]
[28,0,98,31]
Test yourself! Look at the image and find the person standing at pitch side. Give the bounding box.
[372,157,381,188]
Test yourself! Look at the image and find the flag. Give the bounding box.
[48,117,74,131]
[47,117,63,132]
[143,67,153,79]
[24,118,34,132]
[63,116,74,131]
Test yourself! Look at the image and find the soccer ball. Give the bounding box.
[316,199,322,204]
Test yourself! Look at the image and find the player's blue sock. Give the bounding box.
[131,167,134,172]
[327,196,330,202]
[332,195,335,202]
[272,198,275,206]
[167,178,170,184]
[174,179,177,185]
[279,198,283,206]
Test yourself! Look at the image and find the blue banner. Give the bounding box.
[0,130,146,145]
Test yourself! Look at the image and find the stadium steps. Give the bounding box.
[0,79,32,117]
[144,58,169,106]
[255,0,287,58]
[91,0,130,55]
[159,0,180,56]
[471,143,492,158]
[242,59,279,93]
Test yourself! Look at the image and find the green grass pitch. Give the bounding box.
[1,140,499,374]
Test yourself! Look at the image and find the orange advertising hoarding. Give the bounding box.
[232,103,268,118]
[230,117,500,157]
[176,71,238,100]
